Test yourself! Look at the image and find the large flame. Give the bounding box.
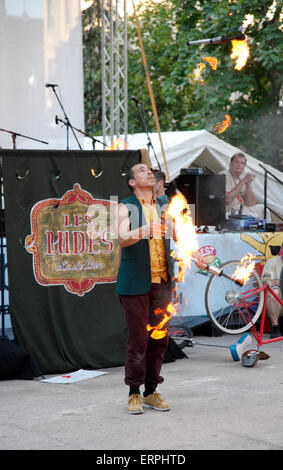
[213,114,232,134]
[147,193,198,339]
[232,254,256,285]
[167,193,198,280]
[203,56,218,70]
[230,39,250,71]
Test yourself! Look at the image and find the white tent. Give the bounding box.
[124,130,283,221]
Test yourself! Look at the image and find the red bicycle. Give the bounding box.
[205,259,283,347]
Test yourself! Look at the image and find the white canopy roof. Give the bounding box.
[126,130,283,220]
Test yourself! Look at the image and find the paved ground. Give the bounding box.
[1,333,283,452]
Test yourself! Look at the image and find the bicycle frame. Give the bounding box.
[236,283,283,347]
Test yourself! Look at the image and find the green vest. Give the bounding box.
[116,193,173,296]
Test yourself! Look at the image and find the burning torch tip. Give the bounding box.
[220,271,245,286]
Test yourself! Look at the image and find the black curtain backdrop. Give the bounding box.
[2,149,141,374]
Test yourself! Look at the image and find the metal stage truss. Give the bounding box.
[101,0,128,148]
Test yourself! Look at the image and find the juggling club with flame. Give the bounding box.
[175,256,244,286]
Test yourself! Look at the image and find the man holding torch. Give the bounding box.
[116,163,206,414]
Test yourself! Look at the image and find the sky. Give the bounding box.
[81,0,162,16]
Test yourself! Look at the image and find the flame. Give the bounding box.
[232,254,256,285]
[146,307,172,340]
[167,193,198,280]
[230,39,250,71]
[107,137,128,150]
[203,56,218,70]
[110,139,120,150]
[213,114,232,134]
[147,193,198,339]
[194,57,218,85]
[194,61,206,85]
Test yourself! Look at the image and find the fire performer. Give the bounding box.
[116,163,206,414]
[220,153,271,221]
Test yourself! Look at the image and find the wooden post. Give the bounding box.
[131,0,171,182]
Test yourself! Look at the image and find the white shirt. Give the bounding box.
[262,256,283,280]
[219,169,271,221]
[219,169,247,214]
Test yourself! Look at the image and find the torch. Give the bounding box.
[189,257,244,286]
[187,33,245,46]
[187,33,250,71]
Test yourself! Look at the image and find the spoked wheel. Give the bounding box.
[168,324,193,349]
[205,260,264,335]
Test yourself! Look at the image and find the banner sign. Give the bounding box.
[25,183,120,296]
[2,149,141,374]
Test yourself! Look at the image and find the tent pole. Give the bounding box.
[131,0,171,182]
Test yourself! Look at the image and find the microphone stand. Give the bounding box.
[48,86,82,150]
[258,163,283,220]
[0,158,6,340]
[55,117,109,150]
[0,129,47,337]
[133,101,161,170]
[0,127,48,149]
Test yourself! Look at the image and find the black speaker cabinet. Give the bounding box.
[175,174,226,227]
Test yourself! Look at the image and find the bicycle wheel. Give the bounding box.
[205,260,264,335]
[168,324,193,349]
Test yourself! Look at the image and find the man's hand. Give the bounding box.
[150,221,166,239]
[192,251,207,270]
[242,173,256,185]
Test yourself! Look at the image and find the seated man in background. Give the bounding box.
[153,169,167,200]
[262,242,283,338]
[219,152,271,221]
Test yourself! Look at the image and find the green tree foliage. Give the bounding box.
[82,1,102,135]
[127,0,283,168]
[82,0,282,168]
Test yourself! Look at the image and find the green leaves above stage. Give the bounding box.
[82,0,283,169]
[126,0,282,169]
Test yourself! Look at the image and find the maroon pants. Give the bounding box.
[119,280,171,390]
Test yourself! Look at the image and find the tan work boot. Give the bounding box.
[128,394,144,414]
[142,391,170,411]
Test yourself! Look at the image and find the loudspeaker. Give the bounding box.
[175,173,226,227]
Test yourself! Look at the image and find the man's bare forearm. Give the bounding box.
[118,224,151,248]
